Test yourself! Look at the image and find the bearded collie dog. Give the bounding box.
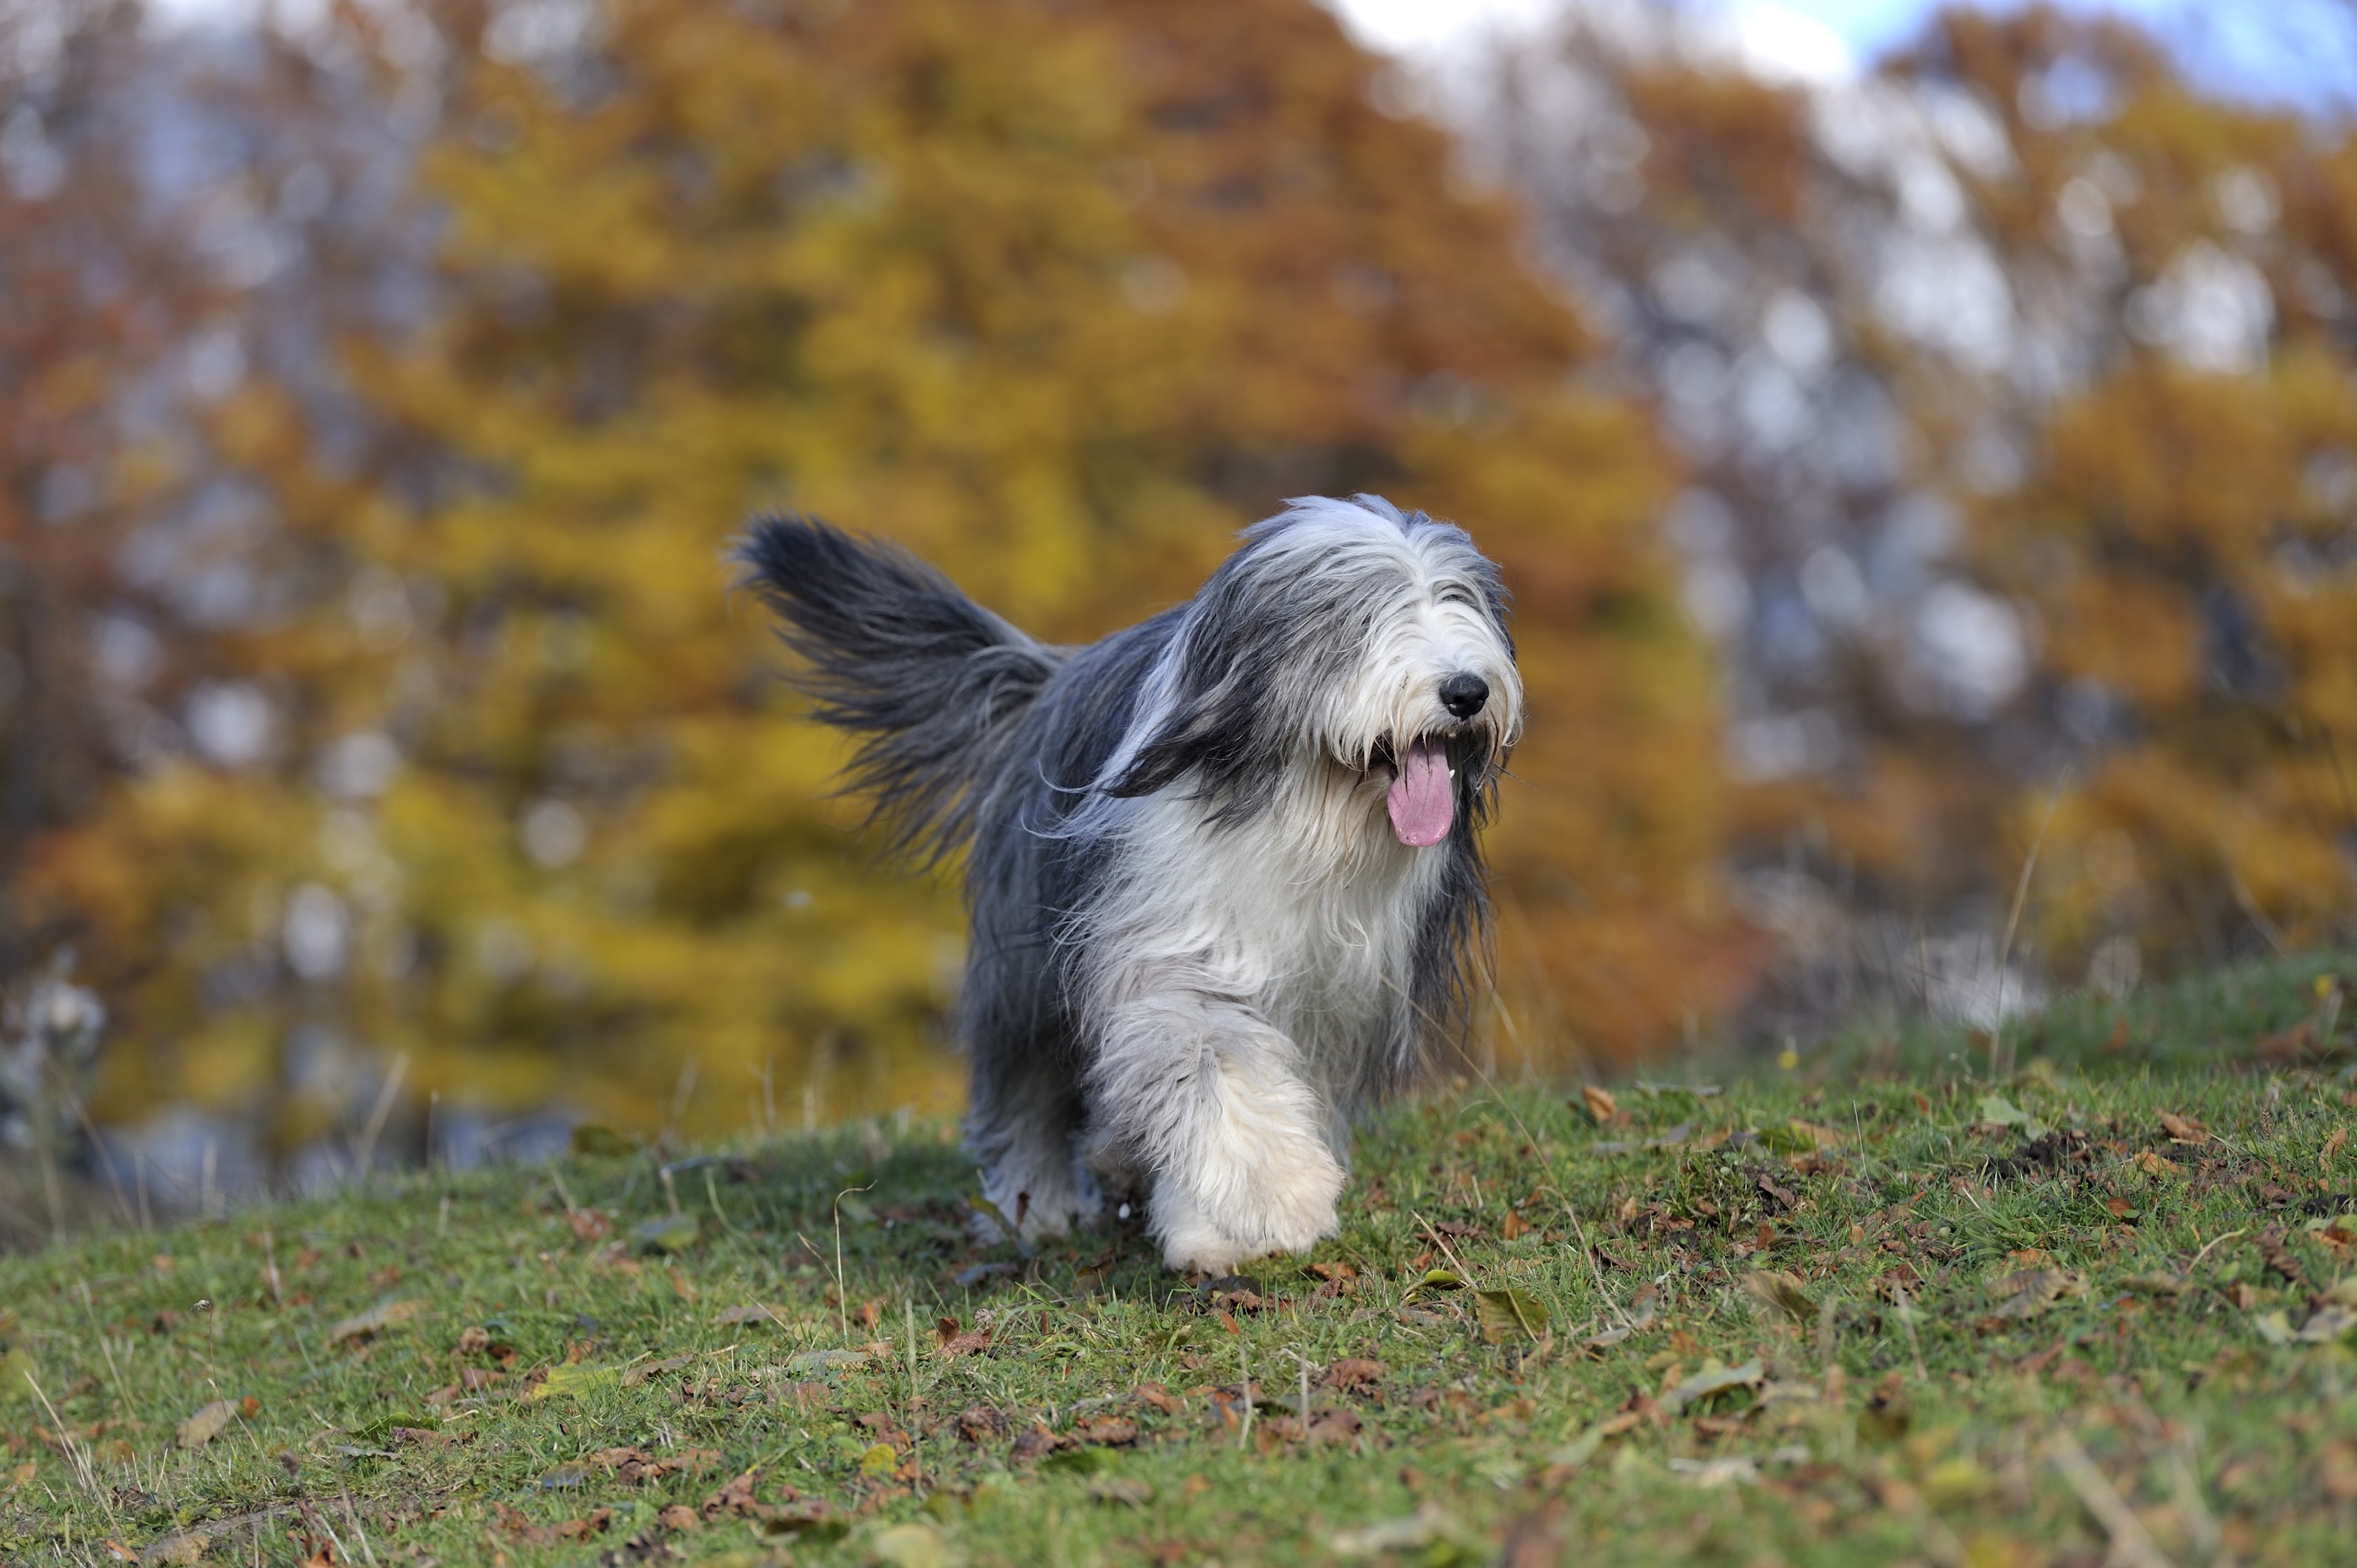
[740,495,1520,1273]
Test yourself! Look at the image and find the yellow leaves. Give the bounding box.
[533,1364,621,1402]
[28,0,1725,1124]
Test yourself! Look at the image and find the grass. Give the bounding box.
[4,949,2357,1567]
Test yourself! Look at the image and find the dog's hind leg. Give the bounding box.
[964,1044,1099,1245]
[1086,987,1345,1275]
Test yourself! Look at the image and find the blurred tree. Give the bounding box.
[0,0,207,958]
[31,0,1738,1147]
[1480,3,2357,1021]
[1916,12,2357,975]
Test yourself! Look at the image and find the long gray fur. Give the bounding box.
[737,495,1522,1273]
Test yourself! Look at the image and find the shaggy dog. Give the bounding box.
[739,496,1520,1273]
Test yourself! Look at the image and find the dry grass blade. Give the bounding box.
[2047,1428,2176,1568]
[1990,771,2068,1078]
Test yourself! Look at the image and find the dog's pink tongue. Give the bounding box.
[1387,738,1453,847]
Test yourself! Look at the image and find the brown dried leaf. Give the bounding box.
[324,1299,427,1347]
[1988,1268,2086,1321]
[175,1401,234,1450]
[2158,1111,2209,1146]
[936,1322,994,1357]
[1741,1269,1816,1326]
[1580,1085,1618,1123]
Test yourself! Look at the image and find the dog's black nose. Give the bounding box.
[1438,673,1489,720]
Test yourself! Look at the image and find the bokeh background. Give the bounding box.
[3,0,2355,1233]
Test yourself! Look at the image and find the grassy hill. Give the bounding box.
[5,951,2356,1567]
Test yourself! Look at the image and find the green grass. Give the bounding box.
[5,949,2357,1567]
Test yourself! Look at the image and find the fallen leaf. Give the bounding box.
[869,1522,953,1567]
[1548,1410,1642,1467]
[139,1535,208,1565]
[1741,1269,1816,1326]
[2252,1310,2295,1345]
[1473,1288,1549,1345]
[1087,1476,1155,1506]
[1668,1455,1758,1487]
[2121,1273,2191,1296]
[1659,1359,1763,1414]
[1988,1269,2086,1321]
[858,1442,898,1477]
[531,1364,620,1402]
[2324,1129,2348,1170]
[935,1322,993,1357]
[1402,1267,1464,1303]
[1323,1358,1382,1393]
[1501,1209,1530,1241]
[2297,1307,2357,1344]
[619,1354,691,1387]
[323,1300,426,1347]
[1332,1504,1462,1558]
[1580,1085,1619,1123]
[175,1401,236,1450]
[1975,1094,2039,1131]
[700,1470,761,1518]
[565,1208,612,1243]
[2159,1111,2208,1146]
[632,1214,699,1254]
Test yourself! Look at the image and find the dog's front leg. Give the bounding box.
[1087,989,1345,1275]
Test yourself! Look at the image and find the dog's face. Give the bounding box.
[1108,496,1522,846]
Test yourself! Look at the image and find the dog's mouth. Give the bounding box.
[1370,731,1478,848]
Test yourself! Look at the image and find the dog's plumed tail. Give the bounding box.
[736,515,1062,862]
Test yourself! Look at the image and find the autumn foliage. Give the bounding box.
[11,0,1727,1145]
[4,1,2355,1152]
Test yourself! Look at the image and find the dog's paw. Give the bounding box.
[1154,1150,1342,1273]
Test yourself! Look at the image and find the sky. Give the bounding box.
[1327,0,2355,113]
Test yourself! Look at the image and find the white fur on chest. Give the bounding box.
[1082,769,1441,1110]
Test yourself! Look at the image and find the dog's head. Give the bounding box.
[1107,495,1521,846]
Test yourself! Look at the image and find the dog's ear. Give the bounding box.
[1103,664,1262,802]
[1104,587,1290,811]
